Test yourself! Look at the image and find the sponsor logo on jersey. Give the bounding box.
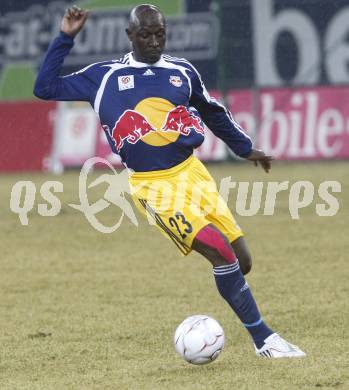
[169,75,182,87]
[118,75,134,91]
[111,110,156,152]
[161,106,205,136]
[110,98,205,151]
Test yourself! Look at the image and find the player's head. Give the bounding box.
[126,4,166,64]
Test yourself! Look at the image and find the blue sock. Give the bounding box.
[213,263,273,349]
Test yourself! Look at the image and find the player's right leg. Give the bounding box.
[192,224,306,358]
[231,236,252,275]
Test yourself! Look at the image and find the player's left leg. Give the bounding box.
[192,224,306,358]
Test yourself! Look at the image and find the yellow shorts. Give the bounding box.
[129,155,243,255]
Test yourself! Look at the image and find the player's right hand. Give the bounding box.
[61,5,89,38]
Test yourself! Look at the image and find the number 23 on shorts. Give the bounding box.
[169,211,193,240]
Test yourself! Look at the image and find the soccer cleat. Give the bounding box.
[255,333,306,358]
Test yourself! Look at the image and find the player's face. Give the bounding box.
[127,13,166,64]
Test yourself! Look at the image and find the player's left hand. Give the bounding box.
[246,149,274,173]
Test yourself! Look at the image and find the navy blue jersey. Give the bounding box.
[34,32,252,171]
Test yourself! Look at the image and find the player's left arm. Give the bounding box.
[187,63,273,172]
[244,149,273,173]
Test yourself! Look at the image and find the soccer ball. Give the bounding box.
[174,315,225,365]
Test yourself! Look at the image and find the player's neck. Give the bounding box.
[130,52,163,66]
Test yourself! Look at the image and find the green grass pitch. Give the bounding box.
[0,161,348,389]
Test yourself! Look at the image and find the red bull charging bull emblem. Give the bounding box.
[112,110,156,152]
[161,106,205,136]
[111,101,205,152]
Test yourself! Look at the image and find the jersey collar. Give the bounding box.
[128,52,167,68]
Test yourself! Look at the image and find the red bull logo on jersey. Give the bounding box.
[169,75,183,87]
[161,105,205,136]
[111,98,205,151]
[111,110,156,152]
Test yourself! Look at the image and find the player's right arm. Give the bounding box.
[61,5,89,38]
[33,6,95,102]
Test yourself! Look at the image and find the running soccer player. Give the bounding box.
[34,4,305,358]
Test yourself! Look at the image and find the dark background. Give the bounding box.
[1,0,348,89]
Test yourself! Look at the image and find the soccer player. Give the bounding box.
[34,4,305,358]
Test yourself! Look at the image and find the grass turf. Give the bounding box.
[0,161,348,389]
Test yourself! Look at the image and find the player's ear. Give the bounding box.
[125,28,133,41]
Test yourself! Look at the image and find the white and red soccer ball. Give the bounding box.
[174,315,225,365]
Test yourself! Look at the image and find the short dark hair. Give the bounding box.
[129,4,165,28]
